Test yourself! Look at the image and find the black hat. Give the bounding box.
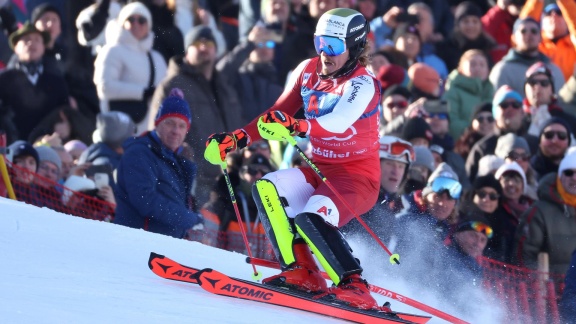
[8,141,39,169]
[473,175,503,197]
[8,22,50,49]
[454,1,483,23]
[31,3,61,24]
[401,117,433,143]
[383,85,411,100]
[244,153,273,170]
[393,23,420,45]
[473,102,493,116]
[185,26,216,49]
[539,117,572,146]
[455,206,492,237]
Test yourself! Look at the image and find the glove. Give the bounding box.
[262,111,308,137]
[143,86,156,101]
[204,129,250,165]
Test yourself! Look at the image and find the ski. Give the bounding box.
[148,253,431,324]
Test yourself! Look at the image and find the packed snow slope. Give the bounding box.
[0,197,501,323]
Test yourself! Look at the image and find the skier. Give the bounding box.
[205,8,383,310]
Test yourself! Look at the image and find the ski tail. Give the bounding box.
[148,252,199,284]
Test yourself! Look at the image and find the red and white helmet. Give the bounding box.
[379,136,415,164]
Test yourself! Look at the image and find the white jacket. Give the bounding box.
[93,26,167,112]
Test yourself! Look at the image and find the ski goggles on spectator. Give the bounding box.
[385,101,408,109]
[457,221,493,238]
[543,130,568,141]
[314,35,346,56]
[507,151,530,162]
[430,177,462,199]
[127,16,147,25]
[499,101,522,109]
[476,190,499,201]
[256,40,276,49]
[380,140,415,162]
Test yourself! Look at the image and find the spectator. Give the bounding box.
[444,49,494,140]
[31,3,64,74]
[7,141,39,201]
[466,86,532,181]
[495,133,537,199]
[0,22,69,143]
[114,89,203,239]
[401,116,433,147]
[27,105,94,145]
[530,117,572,181]
[438,2,496,72]
[379,85,411,137]
[515,150,576,275]
[63,140,88,163]
[489,17,565,97]
[403,145,435,194]
[343,136,414,245]
[143,0,185,63]
[393,24,447,80]
[216,24,283,122]
[481,0,521,63]
[33,145,65,211]
[375,63,407,89]
[477,154,505,177]
[523,62,576,137]
[454,102,495,159]
[93,2,167,133]
[149,25,244,208]
[407,62,441,100]
[520,1,576,81]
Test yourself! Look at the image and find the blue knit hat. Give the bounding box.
[492,85,523,116]
[154,88,192,129]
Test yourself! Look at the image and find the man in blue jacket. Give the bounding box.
[114,89,203,238]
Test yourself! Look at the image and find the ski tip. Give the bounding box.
[148,252,165,269]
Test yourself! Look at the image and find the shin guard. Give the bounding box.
[294,212,362,285]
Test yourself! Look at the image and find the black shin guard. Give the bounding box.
[294,212,362,285]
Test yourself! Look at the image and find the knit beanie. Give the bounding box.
[495,133,531,159]
[31,3,61,23]
[477,155,505,177]
[377,64,406,92]
[494,161,527,193]
[383,85,411,100]
[185,25,216,49]
[473,102,493,116]
[413,146,435,172]
[512,17,539,34]
[422,162,459,197]
[538,117,572,145]
[408,63,440,96]
[454,1,483,24]
[455,207,491,235]
[473,175,503,197]
[559,149,576,177]
[95,111,136,147]
[401,117,433,143]
[8,141,39,167]
[492,85,523,116]
[63,140,88,154]
[117,2,152,29]
[154,88,192,129]
[525,62,554,92]
[35,145,62,173]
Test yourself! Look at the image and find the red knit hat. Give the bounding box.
[154,88,192,129]
[407,63,440,95]
[377,64,406,91]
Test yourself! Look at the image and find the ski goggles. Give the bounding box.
[457,221,493,239]
[380,140,415,163]
[430,177,462,199]
[314,35,347,56]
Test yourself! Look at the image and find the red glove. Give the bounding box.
[262,111,309,137]
[205,129,250,161]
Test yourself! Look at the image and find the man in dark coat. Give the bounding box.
[115,89,203,238]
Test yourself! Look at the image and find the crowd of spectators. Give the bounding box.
[2,0,576,318]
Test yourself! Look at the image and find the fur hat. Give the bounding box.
[185,25,216,49]
[495,133,531,159]
[154,88,192,129]
[35,145,62,173]
[117,2,152,28]
[94,112,135,147]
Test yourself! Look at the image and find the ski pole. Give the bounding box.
[246,256,469,324]
[205,141,262,280]
[293,143,400,263]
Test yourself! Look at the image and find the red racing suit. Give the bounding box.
[243,57,381,227]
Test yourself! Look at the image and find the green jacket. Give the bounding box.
[514,173,576,275]
[443,70,494,139]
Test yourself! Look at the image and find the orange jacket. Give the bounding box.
[520,0,576,81]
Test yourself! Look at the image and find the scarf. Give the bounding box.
[557,177,576,208]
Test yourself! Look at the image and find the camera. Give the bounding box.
[396,12,420,25]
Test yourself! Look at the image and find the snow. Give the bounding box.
[0,197,500,323]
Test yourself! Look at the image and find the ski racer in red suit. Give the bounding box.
[205,8,384,310]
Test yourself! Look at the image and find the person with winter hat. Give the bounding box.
[93,1,167,134]
[407,62,442,100]
[515,149,576,275]
[401,116,434,147]
[530,117,572,181]
[477,155,505,177]
[343,136,414,245]
[8,141,39,187]
[31,3,63,72]
[379,85,412,137]
[454,102,495,159]
[403,146,435,194]
[114,88,202,239]
[495,133,537,199]
[376,64,407,93]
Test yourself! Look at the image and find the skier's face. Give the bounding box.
[319,50,350,75]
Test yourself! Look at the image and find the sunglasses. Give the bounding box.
[507,151,530,162]
[248,142,270,151]
[544,8,562,16]
[458,221,494,239]
[520,28,539,35]
[499,101,522,109]
[476,190,499,201]
[127,16,147,25]
[380,140,415,162]
[563,169,576,177]
[313,35,346,56]
[428,113,449,120]
[246,166,270,176]
[430,177,462,199]
[385,101,408,109]
[256,40,275,49]
[476,115,494,123]
[543,130,568,141]
[527,79,551,87]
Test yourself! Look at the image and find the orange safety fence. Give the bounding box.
[2,159,115,222]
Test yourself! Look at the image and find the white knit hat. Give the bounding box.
[559,148,576,177]
[117,2,152,29]
[477,155,505,177]
[494,161,527,193]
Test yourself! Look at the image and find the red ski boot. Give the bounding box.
[319,274,379,310]
[262,243,327,293]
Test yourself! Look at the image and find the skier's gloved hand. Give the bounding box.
[262,111,309,138]
[204,129,250,165]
